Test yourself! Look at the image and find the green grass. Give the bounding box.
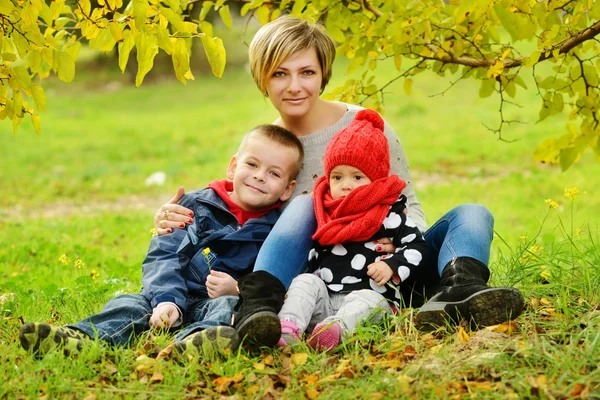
[1,42,600,398]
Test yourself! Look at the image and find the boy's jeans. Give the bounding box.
[278,273,392,337]
[254,196,494,289]
[69,294,237,346]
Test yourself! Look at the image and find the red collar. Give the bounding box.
[207,180,280,225]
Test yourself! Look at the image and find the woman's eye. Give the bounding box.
[303,70,315,75]
[273,71,285,77]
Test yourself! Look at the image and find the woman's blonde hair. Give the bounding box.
[248,16,336,96]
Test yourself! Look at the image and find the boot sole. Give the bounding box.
[415,288,525,331]
[235,311,281,347]
[175,326,240,358]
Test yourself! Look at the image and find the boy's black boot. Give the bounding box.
[233,271,285,347]
[415,257,524,331]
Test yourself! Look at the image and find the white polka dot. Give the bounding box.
[328,284,344,292]
[364,241,377,251]
[404,249,423,265]
[398,266,411,281]
[369,279,387,293]
[383,212,402,229]
[341,276,362,284]
[379,254,393,260]
[351,254,366,270]
[331,244,348,256]
[400,234,416,244]
[308,248,318,261]
[374,256,381,263]
[317,268,333,283]
[395,290,402,299]
[405,217,417,228]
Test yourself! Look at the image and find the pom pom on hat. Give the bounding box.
[324,108,390,182]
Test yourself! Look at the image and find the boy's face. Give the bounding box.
[227,133,298,211]
[329,165,372,200]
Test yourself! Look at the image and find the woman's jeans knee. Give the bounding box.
[424,204,494,275]
[254,195,317,289]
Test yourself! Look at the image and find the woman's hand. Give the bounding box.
[206,270,239,298]
[373,237,396,253]
[154,186,194,236]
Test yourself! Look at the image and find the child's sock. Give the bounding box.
[19,323,86,357]
[175,326,240,358]
[276,320,300,348]
[308,321,341,351]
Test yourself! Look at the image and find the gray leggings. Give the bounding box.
[278,273,393,338]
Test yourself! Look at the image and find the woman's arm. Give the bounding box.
[153,187,195,235]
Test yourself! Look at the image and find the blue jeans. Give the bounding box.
[254,195,317,289]
[423,204,494,275]
[69,294,238,346]
[254,197,493,288]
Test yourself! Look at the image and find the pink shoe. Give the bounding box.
[276,320,300,348]
[308,321,341,351]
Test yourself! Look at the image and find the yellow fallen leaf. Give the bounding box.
[540,298,552,306]
[213,372,244,394]
[306,388,320,400]
[254,362,265,371]
[156,343,174,360]
[290,352,308,367]
[458,327,470,343]
[135,355,158,374]
[262,354,274,366]
[305,373,320,385]
[149,371,164,384]
[466,381,495,391]
[485,321,518,335]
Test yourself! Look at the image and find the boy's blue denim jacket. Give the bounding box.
[141,188,280,316]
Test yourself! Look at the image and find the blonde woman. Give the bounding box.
[154,16,524,346]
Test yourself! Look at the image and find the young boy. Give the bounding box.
[19,124,304,358]
[276,109,435,350]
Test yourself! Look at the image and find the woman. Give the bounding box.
[154,17,524,345]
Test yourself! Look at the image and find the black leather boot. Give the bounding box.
[415,257,524,330]
[233,271,285,347]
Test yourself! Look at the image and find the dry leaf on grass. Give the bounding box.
[485,321,518,335]
[155,343,174,360]
[458,327,470,343]
[290,352,308,367]
[149,371,164,384]
[213,372,244,394]
[135,355,158,374]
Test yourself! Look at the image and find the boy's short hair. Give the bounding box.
[238,124,304,179]
[248,16,337,96]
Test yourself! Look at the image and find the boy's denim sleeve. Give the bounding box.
[141,229,190,310]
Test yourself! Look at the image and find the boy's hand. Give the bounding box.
[149,304,180,329]
[367,261,394,286]
[206,270,238,298]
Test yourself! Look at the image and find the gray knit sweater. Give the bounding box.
[288,102,427,232]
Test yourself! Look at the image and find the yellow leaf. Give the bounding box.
[367,51,378,58]
[486,60,504,79]
[149,371,164,384]
[108,22,124,42]
[404,78,413,96]
[458,327,470,343]
[256,5,270,25]
[394,55,402,71]
[200,21,213,37]
[118,31,135,72]
[135,355,158,373]
[30,113,41,134]
[306,388,320,399]
[0,0,15,14]
[485,321,518,335]
[200,34,226,78]
[13,91,23,118]
[171,37,190,84]
[219,5,232,28]
[540,298,552,306]
[133,0,148,30]
[290,352,308,367]
[135,32,159,86]
[253,363,265,370]
[262,354,274,365]
[305,373,319,385]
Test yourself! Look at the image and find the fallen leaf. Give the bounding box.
[82,392,96,400]
[262,354,274,366]
[485,321,518,335]
[135,355,158,374]
[139,375,148,384]
[458,327,470,343]
[290,352,308,367]
[569,383,586,397]
[213,372,244,393]
[254,363,265,371]
[155,343,174,360]
[540,298,552,306]
[465,381,495,391]
[306,388,320,399]
[397,375,414,394]
[150,371,164,384]
[305,373,319,385]
[103,361,118,375]
[0,293,15,305]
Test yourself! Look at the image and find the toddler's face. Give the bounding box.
[329,165,372,200]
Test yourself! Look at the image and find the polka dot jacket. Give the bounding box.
[308,195,435,303]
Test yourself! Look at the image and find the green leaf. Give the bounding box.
[404,78,413,96]
[133,0,148,31]
[32,84,46,112]
[479,79,495,98]
[559,147,579,171]
[13,91,23,118]
[219,5,232,28]
[256,5,270,25]
[200,35,226,78]
[13,66,32,95]
[291,0,305,16]
[200,1,214,20]
[533,137,559,163]
[57,51,75,83]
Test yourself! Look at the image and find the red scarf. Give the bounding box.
[208,180,280,225]
[312,176,406,246]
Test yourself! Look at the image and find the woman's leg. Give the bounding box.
[423,204,494,275]
[417,204,524,330]
[254,194,317,288]
[233,195,317,346]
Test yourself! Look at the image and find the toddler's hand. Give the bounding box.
[206,270,238,298]
[149,303,180,329]
[367,261,394,286]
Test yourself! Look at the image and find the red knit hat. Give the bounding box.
[324,109,389,181]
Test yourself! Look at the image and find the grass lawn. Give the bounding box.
[1,43,599,398]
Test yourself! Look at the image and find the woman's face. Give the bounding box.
[266,48,323,120]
